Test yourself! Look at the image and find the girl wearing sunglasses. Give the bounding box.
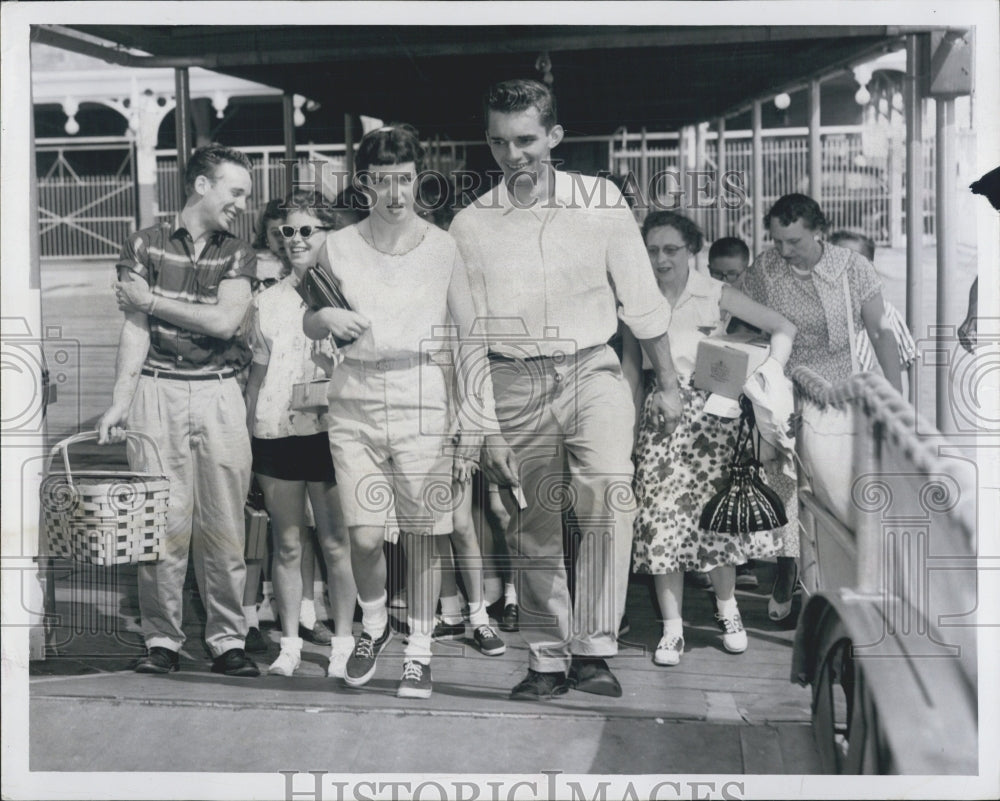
[245,191,358,678]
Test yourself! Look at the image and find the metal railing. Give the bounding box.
[37,127,941,258]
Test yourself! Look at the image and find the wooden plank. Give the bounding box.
[740,724,786,773]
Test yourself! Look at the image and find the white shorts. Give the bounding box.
[326,360,456,535]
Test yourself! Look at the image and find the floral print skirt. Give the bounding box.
[632,383,782,575]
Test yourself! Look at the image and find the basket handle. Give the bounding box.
[46,430,166,487]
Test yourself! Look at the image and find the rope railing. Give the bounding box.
[791,365,975,540]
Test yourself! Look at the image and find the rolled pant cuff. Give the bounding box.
[145,637,182,653]
[528,656,572,675]
[208,637,246,658]
[570,643,619,659]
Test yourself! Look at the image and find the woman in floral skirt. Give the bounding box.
[623,211,796,666]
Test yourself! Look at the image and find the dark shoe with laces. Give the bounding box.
[500,603,519,632]
[473,624,506,656]
[344,628,392,687]
[396,659,432,699]
[245,626,268,653]
[510,669,568,701]
[211,648,260,677]
[567,656,622,698]
[135,646,179,674]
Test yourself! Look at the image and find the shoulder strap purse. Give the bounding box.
[699,395,788,537]
[843,268,860,374]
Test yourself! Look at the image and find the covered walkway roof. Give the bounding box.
[37,25,932,138]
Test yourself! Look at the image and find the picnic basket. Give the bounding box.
[40,431,169,566]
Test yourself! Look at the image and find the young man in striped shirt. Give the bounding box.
[98,143,260,677]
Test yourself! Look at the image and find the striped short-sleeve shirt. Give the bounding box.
[116,221,257,372]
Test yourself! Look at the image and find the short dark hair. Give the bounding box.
[829,229,875,261]
[641,210,704,254]
[252,198,286,250]
[355,123,425,174]
[279,189,341,229]
[184,143,252,196]
[708,237,750,263]
[764,193,828,233]
[483,79,558,131]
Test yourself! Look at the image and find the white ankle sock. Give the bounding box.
[359,593,388,640]
[404,632,432,665]
[299,598,317,628]
[440,594,463,624]
[716,596,738,616]
[467,601,489,627]
[663,618,683,637]
[504,583,517,606]
[330,635,354,656]
[243,605,259,629]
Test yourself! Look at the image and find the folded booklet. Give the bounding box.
[296,266,355,348]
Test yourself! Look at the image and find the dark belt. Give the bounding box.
[141,367,238,381]
[488,344,602,363]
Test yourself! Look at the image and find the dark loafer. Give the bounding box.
[300,620,334,645]
[567,656,622,698]
[500,603,519,632]
[510,669,568,701]
[135,646,179,674]
[211,648,260,677]
[245,626,268,653]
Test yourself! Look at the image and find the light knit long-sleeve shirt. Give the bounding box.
[449,171,671,358]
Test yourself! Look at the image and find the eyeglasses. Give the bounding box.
[280,225,332,239]
[709,270,745,282]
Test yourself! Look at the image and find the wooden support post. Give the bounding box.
[173,67,191,203]
[935,96,957,432]
[282,93,296,162]
[808,79,822,200]
[716,116,727,239]
[752,101,764,256]
[904,34,926,403]
[344,113,355,183]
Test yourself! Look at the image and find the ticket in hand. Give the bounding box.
[510,485,528,510]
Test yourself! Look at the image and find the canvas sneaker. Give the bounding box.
[344,628,392,686]
[396,659,432,699]
[473,624,506,656]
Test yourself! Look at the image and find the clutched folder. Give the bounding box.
[296,265,354,348]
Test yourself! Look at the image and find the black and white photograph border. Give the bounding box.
[2,2,999,800]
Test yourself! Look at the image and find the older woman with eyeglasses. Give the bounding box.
[623,211,796,667]
[244,190,357,678]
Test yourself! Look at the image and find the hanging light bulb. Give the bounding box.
[62,97,80,135]
[774,93,791,110]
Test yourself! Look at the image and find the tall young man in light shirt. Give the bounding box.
[449,79,682,701]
